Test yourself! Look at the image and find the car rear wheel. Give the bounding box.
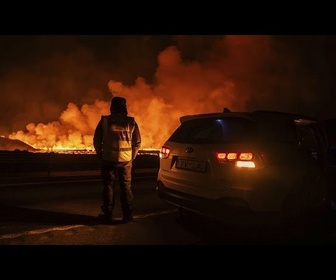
[278,173,321,227]
[280,193,307,226]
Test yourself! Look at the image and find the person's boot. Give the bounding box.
[97,206,114,224]
[122,213,134,223]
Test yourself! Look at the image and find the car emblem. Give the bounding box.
[185,147,194,153]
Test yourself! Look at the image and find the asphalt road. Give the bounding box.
[0,176,181,245]
[1,176,336,245]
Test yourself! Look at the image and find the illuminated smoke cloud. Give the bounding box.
[6,35,331,151]
[9,100,110,150]
[107,45,239,148]
[8,37,242,150]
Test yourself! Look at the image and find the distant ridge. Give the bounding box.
[0,137,36,152]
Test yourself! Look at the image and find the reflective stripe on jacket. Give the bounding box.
[101,115,136,162]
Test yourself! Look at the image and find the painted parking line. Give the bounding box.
[0,208,177,240]
[0,225,85,240]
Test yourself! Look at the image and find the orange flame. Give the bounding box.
[8,36,273,152]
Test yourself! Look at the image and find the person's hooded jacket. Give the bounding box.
[93,97,141,163]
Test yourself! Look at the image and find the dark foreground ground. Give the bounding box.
[1,177,336,246]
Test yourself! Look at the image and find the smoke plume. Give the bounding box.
[1,35,335,151]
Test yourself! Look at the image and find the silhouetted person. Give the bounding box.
[93,96,141,224]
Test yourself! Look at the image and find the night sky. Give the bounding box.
[1,35,336,149]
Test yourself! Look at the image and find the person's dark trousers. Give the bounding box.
[100,160,134,220]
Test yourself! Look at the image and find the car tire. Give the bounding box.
[306,171,333,224]
[279,192,307,228]
[311,186,332,223]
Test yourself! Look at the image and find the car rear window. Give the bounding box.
[168,117,257,144]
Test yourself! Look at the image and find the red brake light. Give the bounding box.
[216,151,249,162]
[227,153,238,160]
[239,153,253,160]
[160,146,171,159]
[215,151,265,168]
[216,152,226,159]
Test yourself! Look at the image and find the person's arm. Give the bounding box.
[93,119,103,160]
[132,121,141,160]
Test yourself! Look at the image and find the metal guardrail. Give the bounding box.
[0,168,160,186]
[0,150,160,183]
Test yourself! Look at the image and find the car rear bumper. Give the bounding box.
[157,180,273,223]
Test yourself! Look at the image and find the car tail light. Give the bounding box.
[239,153,253,160]
[160,146,171,159]
[215,151,266,169]
[227,153,237,160]
[235,161,255,168]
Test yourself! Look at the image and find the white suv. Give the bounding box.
[157,109,331,225]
